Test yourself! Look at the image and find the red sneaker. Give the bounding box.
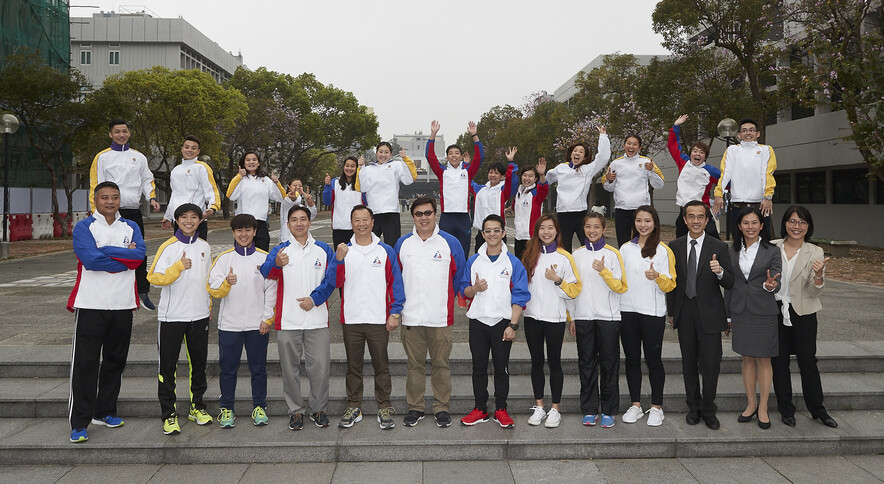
[460,408,489,426]
[456,294,469,309]
[494,409,515,428]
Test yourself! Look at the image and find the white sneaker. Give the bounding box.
[647,407,664,427]
[528,405,546,426]
[622,405,644,423]
[544,408,561,428]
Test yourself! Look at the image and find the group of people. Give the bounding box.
[66,116,836,444]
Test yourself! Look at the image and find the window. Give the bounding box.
[772,173,791,204]
[795,171,826,204]
[80,50,91,65]
[832,168,869,204]
[108,50,120,65]
[877,178,884,204]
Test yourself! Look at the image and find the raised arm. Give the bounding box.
[426,121,445,178]
[467,121,484,179]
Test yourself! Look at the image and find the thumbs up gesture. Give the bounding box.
[645,262,659,280]
[544,263,562,283]
[592,255,606,273]
[710,253,722,274]
[473,276,488,293]
[812,257,830,278]
[180,251,192,270]
[324,172,331,185]
[276,249,289,267]
[226,266,237,285]
[764,269,781,291]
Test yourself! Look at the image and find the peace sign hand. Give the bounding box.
[764,269,781,291]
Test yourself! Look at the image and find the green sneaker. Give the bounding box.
[338,407,362,428]
[188,405,213,425]
[378,407,396,430]
[218,408,235,428]
[252,406,269,426]
[163,414,181,435]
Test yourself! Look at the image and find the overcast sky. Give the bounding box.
[71,0,670,141]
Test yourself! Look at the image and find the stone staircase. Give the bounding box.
[1,341,882,464]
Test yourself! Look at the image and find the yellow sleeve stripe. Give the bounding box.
[226,174,242,198]
[602,245,628,294]
[655,243,677,293]
[274,180,286,199]
[652,163,664,181]
[714,149,728,197]
[764,145,777,197]
[556,248,583,299]
[402,156,418,180]
[206,248,235,298]
[197,161,222,211]
[354,168,362,192]
[88,148,110,212]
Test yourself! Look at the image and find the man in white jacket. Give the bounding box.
[162,135,221,240]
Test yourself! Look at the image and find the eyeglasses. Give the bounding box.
[413,210,435,218]
[740,128,757,133]
[786,219,808,227]
[482,228,503,235]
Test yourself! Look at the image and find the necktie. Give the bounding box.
[686,239,698,299]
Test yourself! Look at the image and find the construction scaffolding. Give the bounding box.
[0,0,70,70]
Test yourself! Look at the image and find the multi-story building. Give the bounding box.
[392,132,445,200]
[69,10,244,88]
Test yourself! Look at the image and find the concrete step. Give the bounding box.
[0,411,881,465]
[2,372,881,418]
[3,340,883,378]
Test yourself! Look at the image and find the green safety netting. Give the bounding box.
[1,0,70,70]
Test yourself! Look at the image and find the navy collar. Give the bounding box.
[110,142,129,151]
[586,238,605,251]
[235,243,256,256]
[631,236,640,244]
[541,241,558,254]
[175,229,199,244]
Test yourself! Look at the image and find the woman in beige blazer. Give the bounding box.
[771,206,837,428]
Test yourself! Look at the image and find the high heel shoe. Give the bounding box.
[737,409,757,423]
[758,417,771,429]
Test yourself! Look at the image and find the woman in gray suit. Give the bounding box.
[771,206,838,428]
[726,207,781,429]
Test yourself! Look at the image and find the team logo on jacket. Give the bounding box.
[313,258,323,269]
[433,251,444,261]
[499,267,510,278]
[372,257,382,267]
[460,172,467,179]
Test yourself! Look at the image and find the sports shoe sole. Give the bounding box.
[311,416,329,428]
[436,419,451,428]
[70,434,88,443]
[91,418,124,428]
[528,418,544,426]
[377,416,396,430]
[460,417,489,426]
[338,414,362,428]
[220,422,235,429]
[493,418,515,429]
[163,428,181,435]
[403,415,424,427]
[544,419,561,428]
[188,415,212,425]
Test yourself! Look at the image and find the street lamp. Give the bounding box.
[1,113,20,259]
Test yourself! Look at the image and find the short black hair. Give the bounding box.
[682,200,710,220]
[625,133,643,147]
[174,203,202,220]
[287,205,312,221]
[446,144,464,156]
[410,197,436,216]
[350,204,373,220]
[780,205,815,241]
[739,118,759,130]
[482,214,505,230]
[93,181,120,194]
[487,162,506,176]
[376,142,393,153]
[108,118,130,131]
[183,135,201,148]
[230,213,258,230]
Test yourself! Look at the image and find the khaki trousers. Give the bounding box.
[342,323,391,408]
[401,325,453,413]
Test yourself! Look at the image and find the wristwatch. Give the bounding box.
[508,323,519,331]
[391,314,401,320]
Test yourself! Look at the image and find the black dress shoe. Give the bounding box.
[737,409,757,423]
[815,416,839,428]
[781,416,796,427]
[703,414,721,430]
[686,410,701,425]
[758,418,771,430]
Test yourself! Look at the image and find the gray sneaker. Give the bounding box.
[378,407,396,430]
[338,407,362,428]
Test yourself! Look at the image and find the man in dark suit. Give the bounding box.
[667,200,735,429]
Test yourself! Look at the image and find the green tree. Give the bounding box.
[0,52,91,235]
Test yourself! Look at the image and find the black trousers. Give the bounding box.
[514,239,528,260]
[674,206,721,240]
[620,312,666,406]
[254,220,271,252]
[575,319,620,416]
[157,318,209,419]
[439,212,471,258]
[469,318,512,412]
[614,209,636,248]
[332,229,354,249]
[69,308,133,429]
[118,208,149,294]
[676,298,722,416]
[772,306,829,419]
[474,232,507,255]
[557,210,587,253]
[372,212,401,246]
[524,317,566,404]
[173,219,208,241]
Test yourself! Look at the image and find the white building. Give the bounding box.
[70,11,244,88]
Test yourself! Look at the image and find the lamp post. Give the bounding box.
[716,118,738,240]
[1,113,20,259]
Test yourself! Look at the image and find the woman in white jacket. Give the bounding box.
[520,215,581,428]
[226,151,286,251]
[603,134,665,246]
[568,212,627,428]
[618,205,676,427]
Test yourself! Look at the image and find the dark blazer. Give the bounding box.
[725,241,781,318]
[667,234,734,333]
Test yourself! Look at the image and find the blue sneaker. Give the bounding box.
[91,415,124,428]
[70,428,88,443]
[139,293,156,311]
[583,414,598,426]
[600,414,615,428]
